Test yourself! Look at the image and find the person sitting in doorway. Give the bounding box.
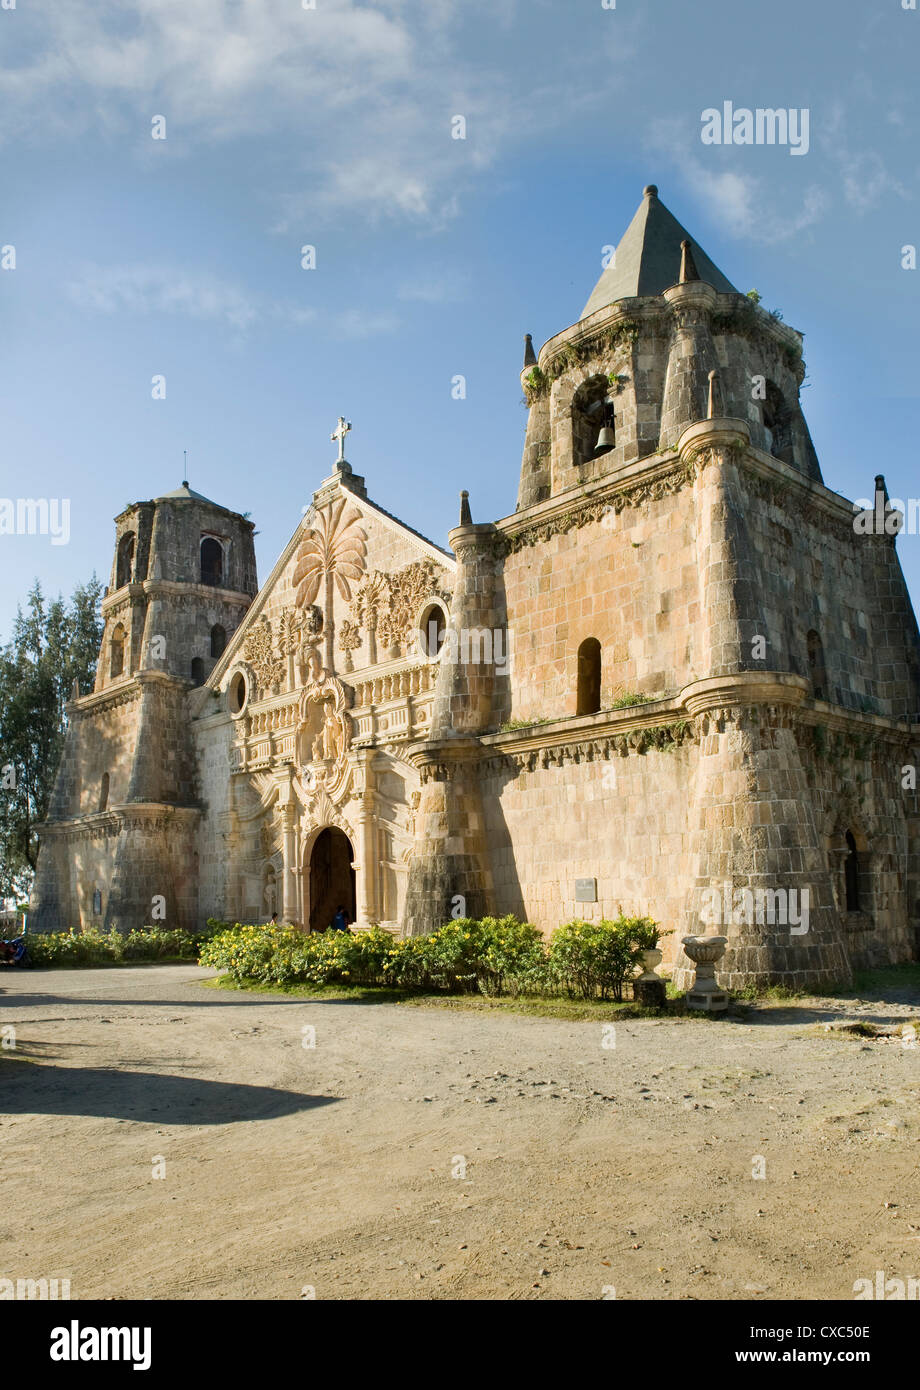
[330,905,350,932]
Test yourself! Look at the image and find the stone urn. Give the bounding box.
[634,947,666,1009]
[681,934,729,1012]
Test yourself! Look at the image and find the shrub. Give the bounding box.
[547,916,665,1001]
[197,914,667,1001]
[473,916,545,995]
[382,920,483,992]
[27,922,226,968]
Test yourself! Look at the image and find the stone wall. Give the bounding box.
[480,736,695,954]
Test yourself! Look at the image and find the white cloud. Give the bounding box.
[65,263,399,339]
[67,265,263,330]
[397,271,469,305]
[0,0,632,229]
[645,117,827,246]
[0,1,504,226]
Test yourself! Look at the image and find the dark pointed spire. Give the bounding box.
[459,490,472,526]
[581,185,736,318]
[523,333,537,367]
[679,239,701,284]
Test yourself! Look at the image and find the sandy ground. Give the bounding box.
[1,963,919,1301]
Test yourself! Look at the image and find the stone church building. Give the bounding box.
[31,186,920,990]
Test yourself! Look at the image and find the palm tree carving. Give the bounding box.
[293,499,367,669]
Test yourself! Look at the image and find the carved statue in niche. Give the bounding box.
[262,867,278,921]
[322,700,339,760]
[297,658,352,799]
[259,818,277,859]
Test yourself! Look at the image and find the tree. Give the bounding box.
[0,576,103,899]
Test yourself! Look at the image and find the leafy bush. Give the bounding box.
[198,914,666,1001]
[473,916,546,995]
[547,916,665,1001]
[25,923,221,968]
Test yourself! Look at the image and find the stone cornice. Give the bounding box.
[141,579,253,606]
[404,675,917,781]
[37,802,201,842]
[497,454,696,553]
[679,672,808,717]
[65,680,141,718]
[499,426,871,555]
[67,669,189,718]
[101,583,147,615]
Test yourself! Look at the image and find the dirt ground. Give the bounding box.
[1,963,918,1301]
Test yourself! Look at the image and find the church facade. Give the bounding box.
[31,186,920,990]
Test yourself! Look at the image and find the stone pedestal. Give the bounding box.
[682,934,729,1012]
[634,947,667,1009]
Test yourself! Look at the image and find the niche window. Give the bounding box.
[200,537,224,587]
[115,533,135,589]
[762,382,795,466]
[109,624,126,679]
[210,624,226,659]
[190,657,205,687]
[98,772,109,813]
[576,637,602,716]
[806,629,827,701]
[844,831,861,913]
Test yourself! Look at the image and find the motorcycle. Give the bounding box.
[0,934,30,968]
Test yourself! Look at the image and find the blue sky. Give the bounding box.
[2,0,919,636]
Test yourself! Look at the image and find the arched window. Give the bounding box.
[98,772,110,813]
[576,637,602,715]
[844,831,861,912]
[572,376,616,469]
[110,624,126,679]
[200,537,224,587]
[762,382,795,465]
[116,533,135,589]
[229,672,248,715]
[210,624,226,659]
[418,603,447,659]
[806,629,827,701]
[190,657,205,687]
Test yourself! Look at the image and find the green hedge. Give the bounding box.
[198,914,666,999]
[25,925,221,968]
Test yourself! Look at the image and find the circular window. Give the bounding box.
[228,671,248,715]
[417,602,447,659]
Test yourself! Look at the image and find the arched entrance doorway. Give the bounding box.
[308,827,356,932]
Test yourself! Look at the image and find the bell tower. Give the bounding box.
[516,183,821,511]
[30,482,258,933]
[95,481,257,693]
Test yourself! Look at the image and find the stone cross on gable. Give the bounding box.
[331,416,351,463]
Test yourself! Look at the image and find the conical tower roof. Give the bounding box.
[581,185,737,319]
